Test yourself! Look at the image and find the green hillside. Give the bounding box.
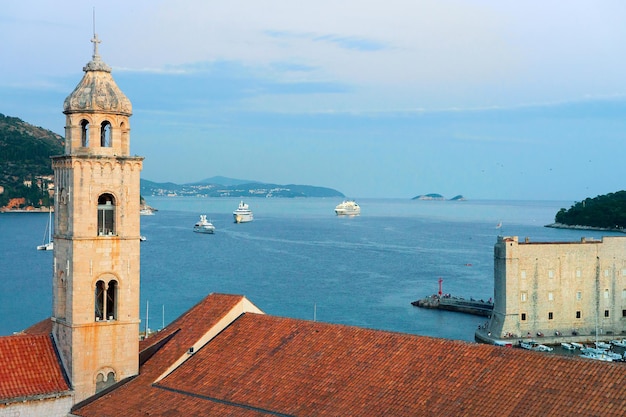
[0,113,64,207]
[554,191,626,230]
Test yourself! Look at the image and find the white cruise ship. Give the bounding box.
[233,201,253,223]
[334,200,361,216]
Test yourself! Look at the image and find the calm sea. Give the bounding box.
[0,198,619,341]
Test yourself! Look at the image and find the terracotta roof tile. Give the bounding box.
[0,333,70,402]
[72,294,626,417]
[22,317,53,335]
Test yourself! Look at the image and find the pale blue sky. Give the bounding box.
[1,1,625,199]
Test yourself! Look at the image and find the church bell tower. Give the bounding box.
[51,33,143,403]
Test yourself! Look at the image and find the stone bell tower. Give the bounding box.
[51,33,143,403]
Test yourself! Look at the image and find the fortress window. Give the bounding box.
[97,194,116,236]
[101,121,112,147]
[604,310,610,318]
[604,289,609,299]
[81,119,90,147]
[623,289,626,299]
[576,291,582,301]
[548,270,554,279]
[520,270,526,279]
[520,292,527,302]
[521,313,527,321]
[605,269,610,277]
[548,312,553,320]
[548,292,554,301]
[576,269,582,278]
[576,311,581,319]
[622,269,626,276]
[622,310,626,317]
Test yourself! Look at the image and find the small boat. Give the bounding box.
[37,208,54,251]
[140,236,147,242]
[580,350,613,362]
[570,342,584,349]
[519,341,552,352]
[611,339,626,348]
[595,341,612,350]
[140,208,155,216]
[560,342,575,350]
[233,201,253,223]
[534,343,553,352]
[334,200,360,216]
[193,215,215,234]
[581,346,605,355]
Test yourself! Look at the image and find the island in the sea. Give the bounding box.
[140,177,344,198]
[412,193,465,201]
[545,190,626,233]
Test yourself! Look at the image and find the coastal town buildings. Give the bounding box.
[1,34,626,417]
[476,235,626,345]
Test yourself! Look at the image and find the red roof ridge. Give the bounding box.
[153,294,263,382]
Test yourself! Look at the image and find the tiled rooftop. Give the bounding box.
[0,333,70,402]
[72,293,626,417]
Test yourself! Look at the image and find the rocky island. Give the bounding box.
[412,193,465,201]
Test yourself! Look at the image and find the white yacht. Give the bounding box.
[193,215,215,234]
[334,200,360,216]
[233,201,253,223]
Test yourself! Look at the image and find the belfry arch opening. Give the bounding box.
[81,119,90,147]
[95,279,118,321]
[100,121,112,147]
[97,193,116,236]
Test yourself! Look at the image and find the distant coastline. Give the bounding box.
[0,207,52,213]
[544,222,625,233]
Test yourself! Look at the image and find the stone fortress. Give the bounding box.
[476,235,626,345]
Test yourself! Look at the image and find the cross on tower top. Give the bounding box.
[91,33,101,59]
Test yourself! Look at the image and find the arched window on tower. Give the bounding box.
[95,279,118,321]
[100,121,112,147]
[97,193,116,236]
[106,280,117,320]
[95,280,105,321]
[81,119,90,147]
[120,121,128,150]
[95,370,117,393]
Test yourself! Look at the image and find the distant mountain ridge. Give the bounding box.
[141,178,344,198]
[190,176,255,187]
[0,114,343,203]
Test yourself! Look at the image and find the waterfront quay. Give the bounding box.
[412,294,494,317]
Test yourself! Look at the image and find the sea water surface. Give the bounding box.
[1,198,619,341]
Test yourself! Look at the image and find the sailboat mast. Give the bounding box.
[145,300,149,337]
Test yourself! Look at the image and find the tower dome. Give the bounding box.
[63,34,132,116]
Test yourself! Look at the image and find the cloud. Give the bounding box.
[265,30,388,52]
